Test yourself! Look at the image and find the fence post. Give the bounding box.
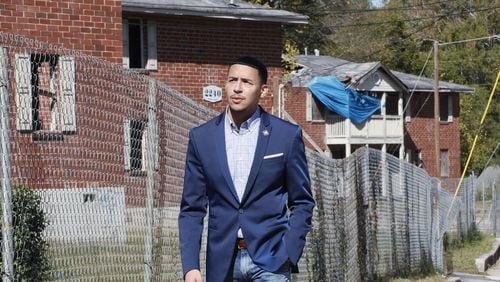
[0,47,14,281]
[492,182,496,237]
[465,177,469,233]
[482,182,485,216]
[471,172,475,232]
[144,79,158,281]
[431,183,440,271]
[363,148,374,281]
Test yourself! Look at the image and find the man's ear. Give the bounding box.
[260,84,269,98]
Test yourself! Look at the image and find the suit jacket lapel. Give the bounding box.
[241,112,271,205]
[214,112,240,203]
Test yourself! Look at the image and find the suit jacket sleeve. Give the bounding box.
[178,129,207,275]
[284,127,315,265]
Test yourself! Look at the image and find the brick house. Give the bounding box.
[0,0,306,242]
[285,55,474,178]
[120,0,308,113]
[0,0,306,184]
[1,0,307,112]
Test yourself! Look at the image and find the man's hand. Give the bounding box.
[185,269,202,282]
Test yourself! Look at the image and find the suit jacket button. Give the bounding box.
[238,209,243,214]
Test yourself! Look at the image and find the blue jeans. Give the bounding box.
[232,248,291,282]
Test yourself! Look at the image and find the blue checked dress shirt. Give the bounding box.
[224,107,261,238]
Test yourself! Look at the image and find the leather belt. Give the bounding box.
[237,238,247,249]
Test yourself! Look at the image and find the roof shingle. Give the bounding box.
[122,0,309,24]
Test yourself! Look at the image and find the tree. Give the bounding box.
[246,0,340,54]
[335,0,500,174]
[429,0,499,174]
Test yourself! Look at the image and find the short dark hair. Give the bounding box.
[231,56,268,84]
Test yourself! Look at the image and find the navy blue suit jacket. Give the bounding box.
[178,109,315,281]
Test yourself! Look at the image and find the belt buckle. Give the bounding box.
[237,238,247,249]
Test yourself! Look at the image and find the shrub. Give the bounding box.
[1,185,50,281]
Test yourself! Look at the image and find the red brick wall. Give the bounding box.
[4,49,210,205]
[2,11,288,193]
[130,14,283,113]
[0,0,122,63]
[1,2,284,113]
[284,85,328,151]
[404,92,461,178]
[5,52,150,192]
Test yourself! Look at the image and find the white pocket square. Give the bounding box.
[263,153,284,160]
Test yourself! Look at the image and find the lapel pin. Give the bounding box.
[262,129,269,136]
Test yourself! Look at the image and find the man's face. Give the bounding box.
[225,64,267,117]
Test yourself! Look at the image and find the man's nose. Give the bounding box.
[233,81,243,92]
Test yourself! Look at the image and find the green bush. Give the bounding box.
[1,185,50,281]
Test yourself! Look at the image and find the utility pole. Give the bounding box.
[434,41,441,178]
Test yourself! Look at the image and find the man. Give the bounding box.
[179,56,315,281]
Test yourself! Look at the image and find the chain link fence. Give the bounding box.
[0,32,476,281]
[300,148,475,281]
[476,179,500,236]
[0,32,215,281]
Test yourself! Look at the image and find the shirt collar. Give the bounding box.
[226,107,261,133]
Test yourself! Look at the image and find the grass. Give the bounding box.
[444,229,496,274]
[388,229,495,281]
[389,274,447,282]
[45,228,184,280]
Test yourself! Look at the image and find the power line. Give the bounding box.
[440,60,499,65]
[383,48,435,162]
[439,35,500,46]
[404,48,435,119]
[383,40,496,164]
[355,19,438,61]
[447,71,500,218]
[309,0,489,14]
[439,58,499,66]
[332,11,438,60]
[324,6,499,28]
[173,1,498,16]
[317,0,477,14]
[331,8,498,61]
[482,142,500,172]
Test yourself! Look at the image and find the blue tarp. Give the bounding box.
[306,76,381,124]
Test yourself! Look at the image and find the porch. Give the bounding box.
[325,114,405,158]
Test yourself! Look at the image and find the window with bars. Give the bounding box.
[123,119,159,172]
[14,53,76,133]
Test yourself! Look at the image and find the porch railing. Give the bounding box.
[325,115,403,142]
